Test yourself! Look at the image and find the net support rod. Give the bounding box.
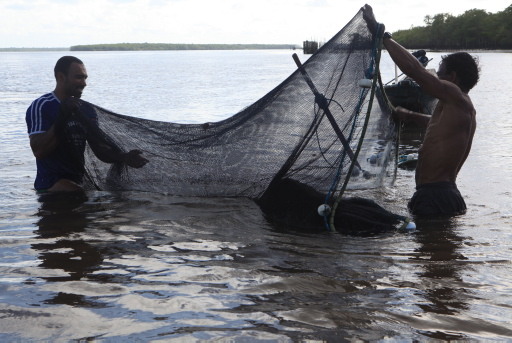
[292,53,361,171]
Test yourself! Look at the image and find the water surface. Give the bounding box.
[0,50,511,341]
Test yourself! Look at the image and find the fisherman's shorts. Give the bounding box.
[408,181,467,217]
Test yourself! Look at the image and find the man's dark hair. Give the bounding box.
[441,52,480,93]
[54,56,84,77]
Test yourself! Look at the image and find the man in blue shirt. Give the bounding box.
[26,56,148,192]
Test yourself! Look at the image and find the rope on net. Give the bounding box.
[326,23,385,232]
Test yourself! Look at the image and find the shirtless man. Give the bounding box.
[362,5,480,216]
[26,56,148,193]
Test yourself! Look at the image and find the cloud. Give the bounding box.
[0,0,510,47]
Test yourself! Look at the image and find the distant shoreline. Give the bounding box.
[69,43,299,51]
[3,46,510,53]
[0,43,300,52]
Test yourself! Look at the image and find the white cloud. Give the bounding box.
[0,0,509,47]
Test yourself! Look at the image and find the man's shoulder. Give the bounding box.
[34,92,58,101]
[442,80,473,102]
[28,92,60,110]
[442,90,475,113]
[26,93,61,134]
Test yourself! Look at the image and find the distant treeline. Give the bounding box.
[70,43,298,51]
[393,4,512,50]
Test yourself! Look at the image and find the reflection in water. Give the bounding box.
[33,192,103,306]
[395,126,473,340]
[412,216,472,340]
[397,124,473,339]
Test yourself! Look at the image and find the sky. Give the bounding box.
[0,0,510,48]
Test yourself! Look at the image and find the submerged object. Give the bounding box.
[258,178,410,234]
[368,151,384,165]
[398,153,419,169]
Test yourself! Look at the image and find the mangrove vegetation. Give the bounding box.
[393,4,512,50]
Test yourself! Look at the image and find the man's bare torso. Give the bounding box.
[416,95,476,186]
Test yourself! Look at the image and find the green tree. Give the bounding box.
[495,4,512,48]
[393,4,512,50]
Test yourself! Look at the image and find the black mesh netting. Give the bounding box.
[74,9,408,232]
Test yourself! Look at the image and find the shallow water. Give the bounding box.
[0,50,511,341]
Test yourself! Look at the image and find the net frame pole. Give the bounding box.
[292,53,362,171]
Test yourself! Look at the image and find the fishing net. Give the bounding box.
[73,9,407,232]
